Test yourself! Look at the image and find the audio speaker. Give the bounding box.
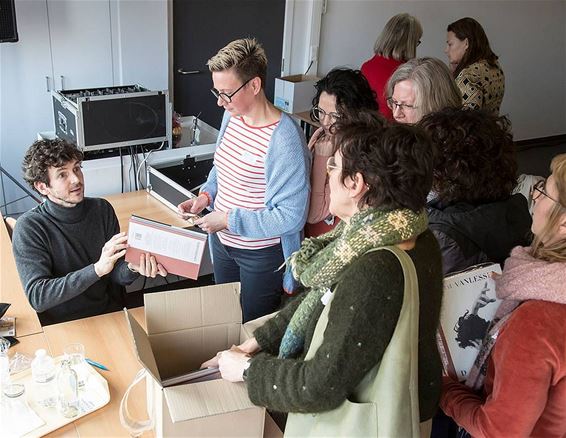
[0,0,18,43]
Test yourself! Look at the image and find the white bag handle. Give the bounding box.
[119,368,154,437]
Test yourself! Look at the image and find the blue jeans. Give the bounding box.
[209,233,283,322]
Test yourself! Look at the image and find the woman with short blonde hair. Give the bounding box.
[178,38,310,322]
[386,57,461,124]
[361,13,422,119]
[207,38,268,89]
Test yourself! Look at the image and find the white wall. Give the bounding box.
[0,0,168,215]
[316,0,566,140]
[110,0,169,91]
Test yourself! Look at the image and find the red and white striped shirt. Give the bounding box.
[214,117,280,249]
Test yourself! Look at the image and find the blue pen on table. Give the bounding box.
[86,358,109,371]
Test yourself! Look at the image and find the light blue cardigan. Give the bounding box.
[201,111,311,292]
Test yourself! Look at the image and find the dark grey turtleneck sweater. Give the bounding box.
[12,197,138,325]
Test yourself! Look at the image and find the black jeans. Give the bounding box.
[209,233,284,322]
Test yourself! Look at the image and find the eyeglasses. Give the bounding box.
[312,106,341,123]
[210,78,252,103]
[532,179,561,204]
[326,156,342,175]
[386,97,418,112]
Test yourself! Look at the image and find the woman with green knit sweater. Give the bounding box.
[203,113,444,436]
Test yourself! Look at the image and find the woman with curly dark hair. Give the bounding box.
[203,114,444,436]
[420,107,532,275]
[306,68,379,236]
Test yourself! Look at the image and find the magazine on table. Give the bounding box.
[437,263,502,381]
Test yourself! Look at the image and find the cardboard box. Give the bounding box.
[124,282,265,437]
[274,75,319,113]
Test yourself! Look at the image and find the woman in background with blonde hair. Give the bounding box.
[441,154,566,437]
[386,57,461,125]
[361,13,422,119]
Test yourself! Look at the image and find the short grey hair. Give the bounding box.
[386,57,462,122]
[207,38,267,88]
[374,13,423,61]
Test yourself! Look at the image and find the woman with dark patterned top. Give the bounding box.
[445,17,505,114]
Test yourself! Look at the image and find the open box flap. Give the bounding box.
[163,379,257,422]
[240,311,277,342]
[123,308,162,386]
[144,282,241,335]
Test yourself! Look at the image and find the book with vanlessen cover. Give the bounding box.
[125,215,207,279]
[437,263,502,381]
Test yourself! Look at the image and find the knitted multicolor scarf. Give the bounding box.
[278,207,428,359]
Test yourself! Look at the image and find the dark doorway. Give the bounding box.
[173,0,286,129]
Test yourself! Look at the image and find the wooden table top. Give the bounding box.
[43,307,150,438]
[0,215,42,337]
[104,190,188,233]
[15,306,282,437]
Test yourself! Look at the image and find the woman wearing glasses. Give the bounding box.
[445,17,505,114]
[204,114,444,436]
[178,38,310,321]
[420,108,532,276]
[361,13,422,119]
[386,57,461,125]
[306,68,378,237]
[441,154,566,437]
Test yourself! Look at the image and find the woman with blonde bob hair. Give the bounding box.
[386,57,461,125]
[441,154,566,436]
[361,13,422,119]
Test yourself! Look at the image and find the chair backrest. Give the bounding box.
[4,216,16,240]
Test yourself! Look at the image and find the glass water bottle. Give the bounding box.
[57,359,79,418]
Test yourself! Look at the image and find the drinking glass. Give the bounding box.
[63,343,88,389]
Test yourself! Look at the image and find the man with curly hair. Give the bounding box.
[12,139,166,325]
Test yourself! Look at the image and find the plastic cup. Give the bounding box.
[63,343,88,388]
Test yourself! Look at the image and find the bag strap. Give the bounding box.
[119,368,154,436]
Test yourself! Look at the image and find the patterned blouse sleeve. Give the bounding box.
[456,69,484,110]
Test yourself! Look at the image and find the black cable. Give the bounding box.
[139,146,147,189]
[119,147,124,193]
[304,60,314,75]
[127,146,134,191]
[129,146,138,191]
[133,146,140,191]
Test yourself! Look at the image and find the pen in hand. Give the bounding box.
[86,358,109,371]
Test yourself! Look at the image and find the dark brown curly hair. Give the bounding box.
[419,107,517,204]
[333,112,433,212]
[22,139,84,192]
[311,68,378,122]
